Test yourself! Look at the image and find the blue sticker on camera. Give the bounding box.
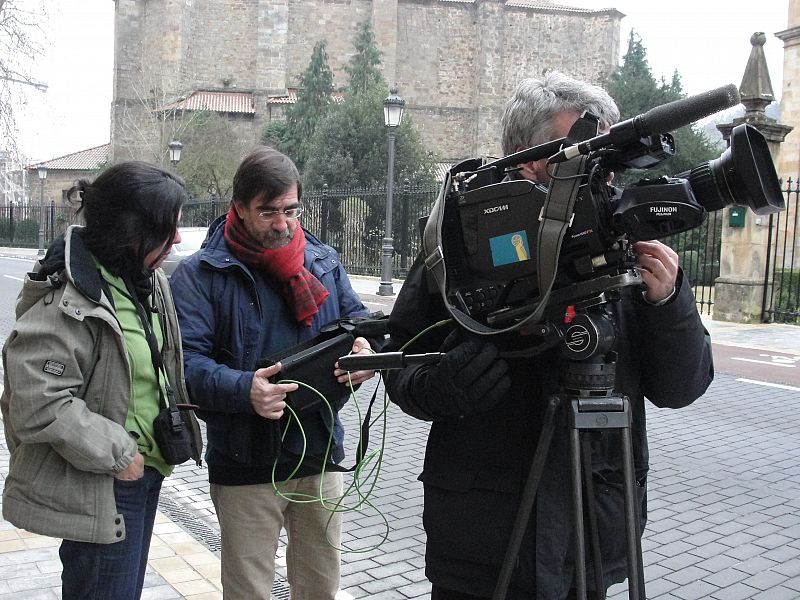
[490,231,531,267]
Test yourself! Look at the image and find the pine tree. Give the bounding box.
[261,40,334,170]
[344,21,384,97]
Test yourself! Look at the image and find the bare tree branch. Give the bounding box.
[0,0,46,160]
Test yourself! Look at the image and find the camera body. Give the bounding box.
[432,116,783,329]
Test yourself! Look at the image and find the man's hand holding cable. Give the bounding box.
[335,336,375,385]
[632,240,679,304]
[250,362,297,420]
[409,331,511,420]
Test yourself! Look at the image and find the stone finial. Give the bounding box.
[739,32,775,115]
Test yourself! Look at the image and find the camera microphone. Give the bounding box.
[548,83,741,164]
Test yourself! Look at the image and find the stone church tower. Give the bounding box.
[110,0,622,166]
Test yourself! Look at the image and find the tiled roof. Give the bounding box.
[505,1,620,14]
[435,162,454,182]
[30,143,110,171]
[156,90,256,114]
[268,87,345,105]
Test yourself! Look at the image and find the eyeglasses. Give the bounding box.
[257,206,304,222]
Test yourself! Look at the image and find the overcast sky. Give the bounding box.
[12,0,790,163]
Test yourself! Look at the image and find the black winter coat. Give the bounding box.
[384,254,714,600]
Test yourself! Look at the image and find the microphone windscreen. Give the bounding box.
[640,84,740,137]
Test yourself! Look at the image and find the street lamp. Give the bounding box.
[377,87,405,296]
[36,165,47,256]
[168,139,183,169]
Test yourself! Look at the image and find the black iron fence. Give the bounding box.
[0,202,78,249]
[180,182,440,278]
[763,178,800,323]
[661,209,723,316]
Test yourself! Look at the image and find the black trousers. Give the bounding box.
[431,585,600,600]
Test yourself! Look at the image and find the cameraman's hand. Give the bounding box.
[412,330,511,419]
[250,362,297,420]
[335,336,375,386]
[632,240,679,303]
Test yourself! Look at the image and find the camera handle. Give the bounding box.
[337,351,445,372]
[492,321,645,600]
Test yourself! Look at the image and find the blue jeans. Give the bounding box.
[59,466,164,600]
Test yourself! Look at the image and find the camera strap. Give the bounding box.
[122,275,181,418]
[422,156,587,335]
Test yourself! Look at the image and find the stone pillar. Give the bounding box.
[474,0,506,158]
[257,0,289,92]
[372,0,398,87]
[776,0,800,181]
[713,33,792,323]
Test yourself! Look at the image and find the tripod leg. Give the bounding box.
[492,396,561,600]
[621,425,645,600]
[570,425,587,600]
[581,439,606,600]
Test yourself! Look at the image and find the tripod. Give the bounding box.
[492,306,646,600]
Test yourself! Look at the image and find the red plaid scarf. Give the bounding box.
[223,207,329,327]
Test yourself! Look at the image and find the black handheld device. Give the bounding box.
[258,332,355,412]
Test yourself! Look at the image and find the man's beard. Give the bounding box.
[262,227,294,249]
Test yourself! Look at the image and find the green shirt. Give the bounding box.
[98,264,173,477]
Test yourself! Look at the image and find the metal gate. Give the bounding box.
[762,178,800,323]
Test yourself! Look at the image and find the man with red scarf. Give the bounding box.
[170,147,376,600]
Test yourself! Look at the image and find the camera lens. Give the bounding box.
[680,124,784,216]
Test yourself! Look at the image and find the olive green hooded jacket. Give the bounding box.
[1,226,202,544]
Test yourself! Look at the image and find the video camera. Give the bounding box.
[423,84,784,332]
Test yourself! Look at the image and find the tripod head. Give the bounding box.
[555,298,619,397]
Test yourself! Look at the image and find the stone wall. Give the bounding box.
[777,0,800,181]
[111,0,622,163]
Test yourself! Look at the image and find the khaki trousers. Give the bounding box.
[210,473,343,600]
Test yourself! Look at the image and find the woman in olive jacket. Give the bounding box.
[1,162,202,600]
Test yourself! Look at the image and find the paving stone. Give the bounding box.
[140,585,181,600]
[640,575,680,598]
[396,580,432,598]
[360,574,414,594]
[772,557,800,578]
[0,591,58,600]
[741,569,790,591]
[664,565,712,586]
[692,553,740,573]
[709,581,760,600]
[751,586,800,600]
[671,578,720,600]
[702,566,751,588]
[657,552,701,572]
[724,542,769,561]
[731,555,779,575]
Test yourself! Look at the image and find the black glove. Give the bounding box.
[410,330,511,420]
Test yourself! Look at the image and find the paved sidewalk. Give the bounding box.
[1,247,799,599]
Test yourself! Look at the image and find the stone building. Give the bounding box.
[27,144,110,206]
[110,0,622,165]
